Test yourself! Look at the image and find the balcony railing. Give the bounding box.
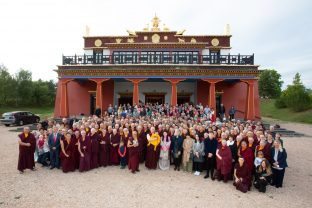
[62,54,254,65]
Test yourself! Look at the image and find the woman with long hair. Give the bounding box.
[254,159,272,192]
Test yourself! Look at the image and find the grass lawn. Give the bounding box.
[0,106,54,119]
[260,99,312,124]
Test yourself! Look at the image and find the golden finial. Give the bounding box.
[85,25,90,36]
[163,24,170,31]
[143,24,149,32]
[151,14,160,32]
[225,24,231,35]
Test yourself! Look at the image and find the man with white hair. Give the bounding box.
[17,127,36,173]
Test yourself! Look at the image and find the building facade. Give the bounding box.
[54,16,260,120]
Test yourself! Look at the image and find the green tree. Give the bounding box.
[259,69,283,98]
[0,65,17,106]
[275,73,312,112]
[15,69,33,106]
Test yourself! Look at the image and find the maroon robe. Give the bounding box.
[233,163,252,193]
[138,131,147,163]
[216,146,233,175]
[99,132,110,167]
[17,133,36,171]
[79,136,91,172]
[72,135,81,169]
[256,145,271,161]
[60,139,75,173]
[240,147,254,173]
[109,133,120,165]
[128,137,140,171]
[145,134,160,169]
[90,133,99,169]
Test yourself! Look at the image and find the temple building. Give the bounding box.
[54,15,260,120]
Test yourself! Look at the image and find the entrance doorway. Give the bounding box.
[216,95,222,117]
[177,96,190,105]
[145,94,165,104]
[118,96,132,106]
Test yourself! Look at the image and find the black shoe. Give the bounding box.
[177,167,180,171]
[174,167,177,171]
[50,166,55,170]
[204,175,209,179]
[136,169,140,172]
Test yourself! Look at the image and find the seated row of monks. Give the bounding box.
[17,115,287,193]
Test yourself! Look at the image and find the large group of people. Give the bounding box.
[17,103,287,193]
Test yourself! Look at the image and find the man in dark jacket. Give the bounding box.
[204,132,218,179]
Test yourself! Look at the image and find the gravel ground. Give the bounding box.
[0,125,312,208]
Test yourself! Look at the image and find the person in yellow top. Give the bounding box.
[145,127,161,169]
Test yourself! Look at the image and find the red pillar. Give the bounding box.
[164,78,185,106]
[89,78,110,115]
[126,78,147,105]
[201,79,224,111]
[59,78,73,118]
[242,79,256,120]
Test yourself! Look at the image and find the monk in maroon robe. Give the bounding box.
[239,141,254,173]
[17,127,36,173]
[72,130,81,169]
[145,127,161,169]
[109,129,120,165]
[127,131,140,173]
[90,128,99,169]
[233,157,252,193]
[99,129,110,167]
[216,139,232,182]
[137,126,147,163]
[60,132,75,173]
[78,130,91,172]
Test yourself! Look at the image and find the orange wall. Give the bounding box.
[197,80,209,106]
[196,80,261,120]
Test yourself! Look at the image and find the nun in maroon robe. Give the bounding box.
[137,127,147,163]
[17,127,36,173]
[78,131,91,172]
[90,129,99,169]
[127,131,140,173]
[99,129,110,167]
[72,131,81,169]
[109,129,120,165]
[239,141,254,173]
[216,140,233,182]
[233,157,252,193]
[60,132,75,173]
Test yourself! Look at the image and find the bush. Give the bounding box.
[275,96,287,108]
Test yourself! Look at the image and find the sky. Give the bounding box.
[0,0,311,88]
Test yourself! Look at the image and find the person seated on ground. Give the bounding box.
[254,159,272,193]
[233,156,252,193]
[60,132,75,173]
[271,140,288,188]
[216,139,232,182]
[37,134,50,167]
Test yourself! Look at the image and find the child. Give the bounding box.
[118,140,127,169]
[254,150,264,168]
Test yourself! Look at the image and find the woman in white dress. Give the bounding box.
[159,131,171,170]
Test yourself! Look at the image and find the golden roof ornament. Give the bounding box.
[225,24,231,35]
[176,29,186,35]
[151,14,160,32]
[143,24,149,32]
[126,30,136,36]
[163,24,170,31]
[85,25,90,36]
